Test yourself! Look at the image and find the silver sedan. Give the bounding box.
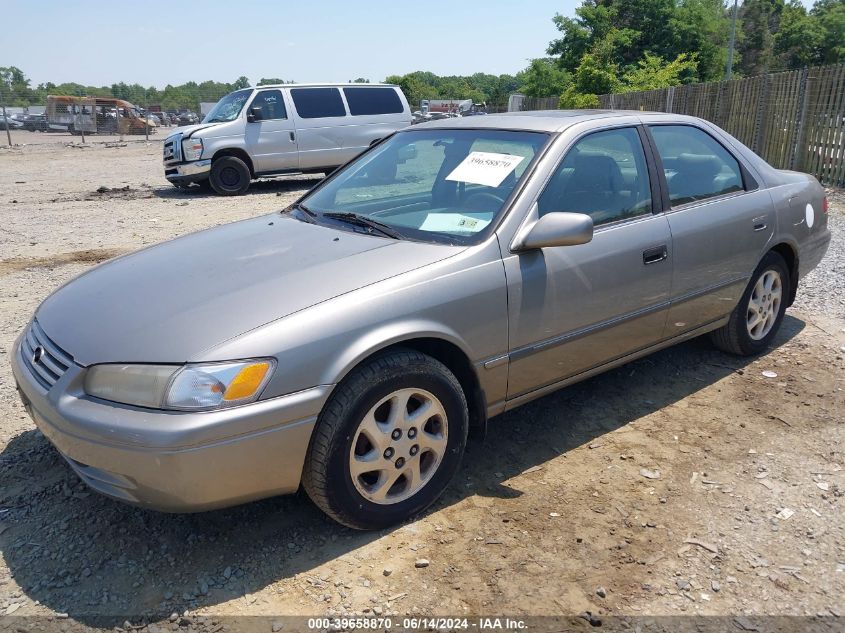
[12,111,831,529]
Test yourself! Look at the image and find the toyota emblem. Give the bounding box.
[32,346,44,364]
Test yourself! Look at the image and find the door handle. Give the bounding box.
[752,215,767,231]
[643,245,668,265]
[289,131,295,142]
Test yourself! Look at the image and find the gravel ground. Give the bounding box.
[792,188,845,316]
[0,141,842,632]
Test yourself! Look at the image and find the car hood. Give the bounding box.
[170,122,220,138]
[36,215,461,366]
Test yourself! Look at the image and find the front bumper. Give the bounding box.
[164,159,212,185]
[12,333,327,512]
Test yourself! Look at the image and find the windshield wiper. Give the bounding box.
[322,212,402,239]
[288,202,317,223]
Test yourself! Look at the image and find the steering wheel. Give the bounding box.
[463,191,505,211]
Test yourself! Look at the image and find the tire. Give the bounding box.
[710,251,791,356]
[302,348,468,530]
[209,155,251,195]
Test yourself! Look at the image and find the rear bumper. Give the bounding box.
[164,159,212,184]
[12,332,327,512]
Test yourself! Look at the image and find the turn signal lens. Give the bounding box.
[164,358,276,410]
[822,196,829,214]
[224,362,272,401]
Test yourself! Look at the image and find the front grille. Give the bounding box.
[20,320,74,389]
[162,133,182,167]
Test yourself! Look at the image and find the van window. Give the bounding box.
[291,88,346,119]
[343,87,404,116]
[251,90,287,120]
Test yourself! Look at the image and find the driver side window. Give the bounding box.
[538,127,652,226]
[251,90,287,121]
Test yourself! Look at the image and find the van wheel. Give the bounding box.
[302,349,468,530]
[710,251,790,356]
[209,156,251,195]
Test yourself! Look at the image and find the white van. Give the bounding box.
[162,83,412,195]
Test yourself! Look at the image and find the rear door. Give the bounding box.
[645,123,775,336]
[244,89,299,173]
[504,125,673,398]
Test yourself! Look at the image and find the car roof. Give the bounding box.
[250,83,399,90]
[411,109,689,133]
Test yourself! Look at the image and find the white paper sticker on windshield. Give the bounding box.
[419,213,492,234]
[445,152,525,187]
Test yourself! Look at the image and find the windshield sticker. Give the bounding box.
[445,152,525,187]
[419,213,493,234]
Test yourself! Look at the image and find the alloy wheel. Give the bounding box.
[349,388,448,505]
[746,269,782,340]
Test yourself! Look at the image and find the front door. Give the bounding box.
[244,89,299,174]
[504,126,673,399]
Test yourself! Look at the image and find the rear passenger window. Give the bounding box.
[537,127,652,226]
[291,88,346,118]
[343,87,404,115]
[649,125,744,205]
[250,90,287,120]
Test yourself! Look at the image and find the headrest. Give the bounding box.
[677,153,721,179]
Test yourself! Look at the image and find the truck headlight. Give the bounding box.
[181,137,203,161]
[84,359,275,411]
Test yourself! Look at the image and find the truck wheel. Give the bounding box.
[209,156,251,195]
[710,251,791,356]
[302,348,468,530]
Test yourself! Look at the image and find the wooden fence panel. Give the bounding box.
[593,63,845,185]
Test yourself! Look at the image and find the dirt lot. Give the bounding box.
[0,139,843,632]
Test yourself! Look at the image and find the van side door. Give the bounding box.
[289,87,351,171]
[243,89,299,174]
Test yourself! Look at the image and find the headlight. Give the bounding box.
[181,137,203,161]
[84,359,275,411]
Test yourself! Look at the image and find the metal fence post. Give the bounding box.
[752,75,771,156]
[790,68,811,171]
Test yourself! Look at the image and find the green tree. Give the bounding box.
[519,58,571,97]
[671,0,731,81]
[622,52,699,90]
[257,78,293,85]
[349,77,370,83]
[548,0,728,83]
[559,54,619,107]
[810,0,845,65]
[737,0,782,76]
[773,0,821,69]
[0,66,34,106]
[232,76,251,90]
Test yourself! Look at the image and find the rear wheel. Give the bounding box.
[209,156,251,195]
[710,251,790,356]
[302,349,468,530]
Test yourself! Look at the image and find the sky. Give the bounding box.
[0,0,579,88]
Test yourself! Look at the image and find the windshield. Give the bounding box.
[203,89,252,123]
[299,129,549,244]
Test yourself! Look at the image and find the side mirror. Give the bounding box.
[247,106,262,122]
[397,143,417,163]
[513,212,594,251]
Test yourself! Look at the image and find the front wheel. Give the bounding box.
[302,349,468,530]
[209,156,251,195]
[710,251,791,356]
